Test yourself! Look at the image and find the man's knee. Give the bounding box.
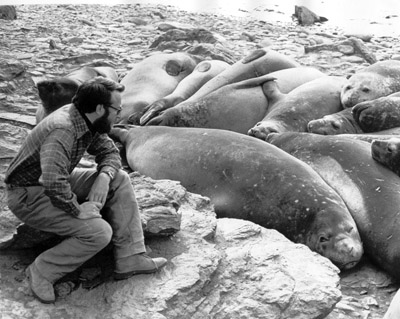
[84,219,113,249]
[113,169,130,185]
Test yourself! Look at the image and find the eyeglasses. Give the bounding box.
[106,104,122,115]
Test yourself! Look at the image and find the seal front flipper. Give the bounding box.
[140,99,171,125]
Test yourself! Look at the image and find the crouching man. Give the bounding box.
[5,77,167,303]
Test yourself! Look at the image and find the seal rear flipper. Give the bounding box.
[232,75,277,89]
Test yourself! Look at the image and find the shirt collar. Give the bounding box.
[70,104,95,137]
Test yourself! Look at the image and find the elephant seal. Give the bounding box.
[110,125,363,269]
[383,289,400,319]
[139,59,230,125]
[36,66,118,123]
[144,67,326,134]
[248,76,346,140]
[307,108,363,135]
[341,60,400,108]
[182,47,300,102]
[118,52,199,124]
[352,92,400,132]
[371,137,400,176]
[266,132,400,280]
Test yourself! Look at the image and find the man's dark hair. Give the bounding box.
[72,76,125,113]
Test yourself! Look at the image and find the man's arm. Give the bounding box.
[39,128,81,216]
[87,133,122,177]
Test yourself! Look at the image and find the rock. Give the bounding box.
[150,28,221,49]
[157,21,195,31]
[0,173,188,250]
[185,43,237,64]
[128,17,148,26]
[0,58,27,81]
[344,32,374,42]
[293,5,328,26]
[0,5,17,20]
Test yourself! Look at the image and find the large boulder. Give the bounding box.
[0,174,341,318]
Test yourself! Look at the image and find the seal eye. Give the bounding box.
[319,236,329,243]
[362,88,370,93]
[332,120,341,130]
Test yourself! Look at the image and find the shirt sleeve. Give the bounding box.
[39,128,81,216]
[87,133,122,175]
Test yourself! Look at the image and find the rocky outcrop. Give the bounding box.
[0,173,341,318]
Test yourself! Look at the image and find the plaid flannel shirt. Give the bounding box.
[5,104,121,216]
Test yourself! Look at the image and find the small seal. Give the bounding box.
[341,60,400,108]
[371,137,400,176]
[352,92,400,132]
[307,108,363,135]
[248,76,347,140]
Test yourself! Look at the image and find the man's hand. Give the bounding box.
[87,172,111,205]
[77,201,102,219]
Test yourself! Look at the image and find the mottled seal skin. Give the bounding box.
[341,60,400,108]
[307,108,363,135]
[371,137,400,176]
[118,52,200,125]
[266,132,400,280]
[144,67,325,134]
[352,92,400,132]
[248,76,347,140]
[139,60,230,125]
[110,125,363,269]
[36,66,118,123]
[183,47,300,102]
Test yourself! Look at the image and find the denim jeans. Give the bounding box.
[6,168,145,283]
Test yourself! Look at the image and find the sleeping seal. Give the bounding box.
[110,125,363,269]
[341,60,400,108]
[266,132,400,280]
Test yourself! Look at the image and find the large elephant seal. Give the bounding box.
[371,137,400,176]
[110,125,363,269]
[383,289,400,319]
[266,132,400,280]
[341,60,400,108]
[352,92,400,132]
[139,59,230,125]
[307,108,363,135]
[118,52,199,124]
[248,76,346,140]
[36,66,118,123]
[144,67,325,134]
[182,47,300,102]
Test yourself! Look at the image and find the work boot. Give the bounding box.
[114,253,167,280]
[25,263,55,304]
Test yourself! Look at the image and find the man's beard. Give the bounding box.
[92,112,112,134]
